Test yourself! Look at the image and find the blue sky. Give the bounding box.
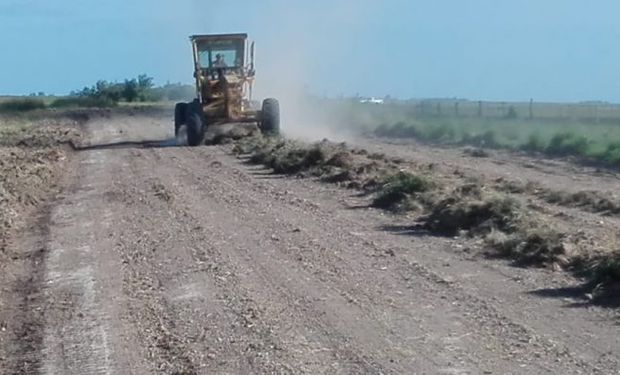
[1,0,619,102]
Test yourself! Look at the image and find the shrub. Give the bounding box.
[546,132,589,156]
[122,79,139,102]
[0,99,46,112]
[70,74,156,104]
[391,121,412,137]
[481,130,498,148]
[463,130,499,148]
[376,122,417,138]
[374,123,390,136]
[425,123,455,142]
[602,142,620,165]
[521,133,546,152]
[505,106,518,119]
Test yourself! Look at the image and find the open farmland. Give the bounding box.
[318,98,620,166]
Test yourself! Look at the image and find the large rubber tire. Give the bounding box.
[186,111,205,147]
[174,102,188,136]
[260,98,280,135]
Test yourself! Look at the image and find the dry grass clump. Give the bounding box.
[484,228,568,267]
[232,135,284,163]
[542,190,620,216]
[495,177,620,218]
[372,172,434,211]
[421,184,575,269]
[463,147,490,158]
[582,251,620,301]
[235,136,363,183]
[425,194,521,235]
[588,252,620,286]
[205,123,259,145]
[367,152,386,161]
[270,144,327,174]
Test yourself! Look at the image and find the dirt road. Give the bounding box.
[1,113,619,374]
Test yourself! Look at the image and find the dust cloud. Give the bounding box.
[248,1,377,142]
[177,0,377,141]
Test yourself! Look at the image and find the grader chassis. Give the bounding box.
[174,33,280,146]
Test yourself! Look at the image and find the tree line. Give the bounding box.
[71,74,194,105]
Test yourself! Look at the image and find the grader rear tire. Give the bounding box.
[260,98,280,135]
[174,102,188,136]
[186,111,205,147]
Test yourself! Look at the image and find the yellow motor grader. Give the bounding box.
[175,33,280,146]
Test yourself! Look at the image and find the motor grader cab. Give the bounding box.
[174,33,280,146]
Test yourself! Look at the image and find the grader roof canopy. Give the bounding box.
[191,34,248,70]
[190,33,248,41]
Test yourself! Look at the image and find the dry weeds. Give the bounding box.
[233,135,620,298]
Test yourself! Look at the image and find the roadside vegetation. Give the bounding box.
[0,98,47,112]
[0,75,194,112]
[69,75,193,105]
[233,134,620,302]
[370,118,620,166]
[305,97,620,167]
[0,114,82,261]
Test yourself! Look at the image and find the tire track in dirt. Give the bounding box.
[1,208,51,374]
[37,149,145,374]
[117,147,387,373]
[110,151,267,374]
[169,148,469,373]
[1,148,150,374]
[118,143,609,374]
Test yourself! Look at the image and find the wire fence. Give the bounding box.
[398,99,620,123]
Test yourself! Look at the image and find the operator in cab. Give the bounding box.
[213,54,228,68]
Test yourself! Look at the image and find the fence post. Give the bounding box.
[454,102,459,116]
[595,105,600,124]
[529,98,533,120]
[478,101,482,117]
